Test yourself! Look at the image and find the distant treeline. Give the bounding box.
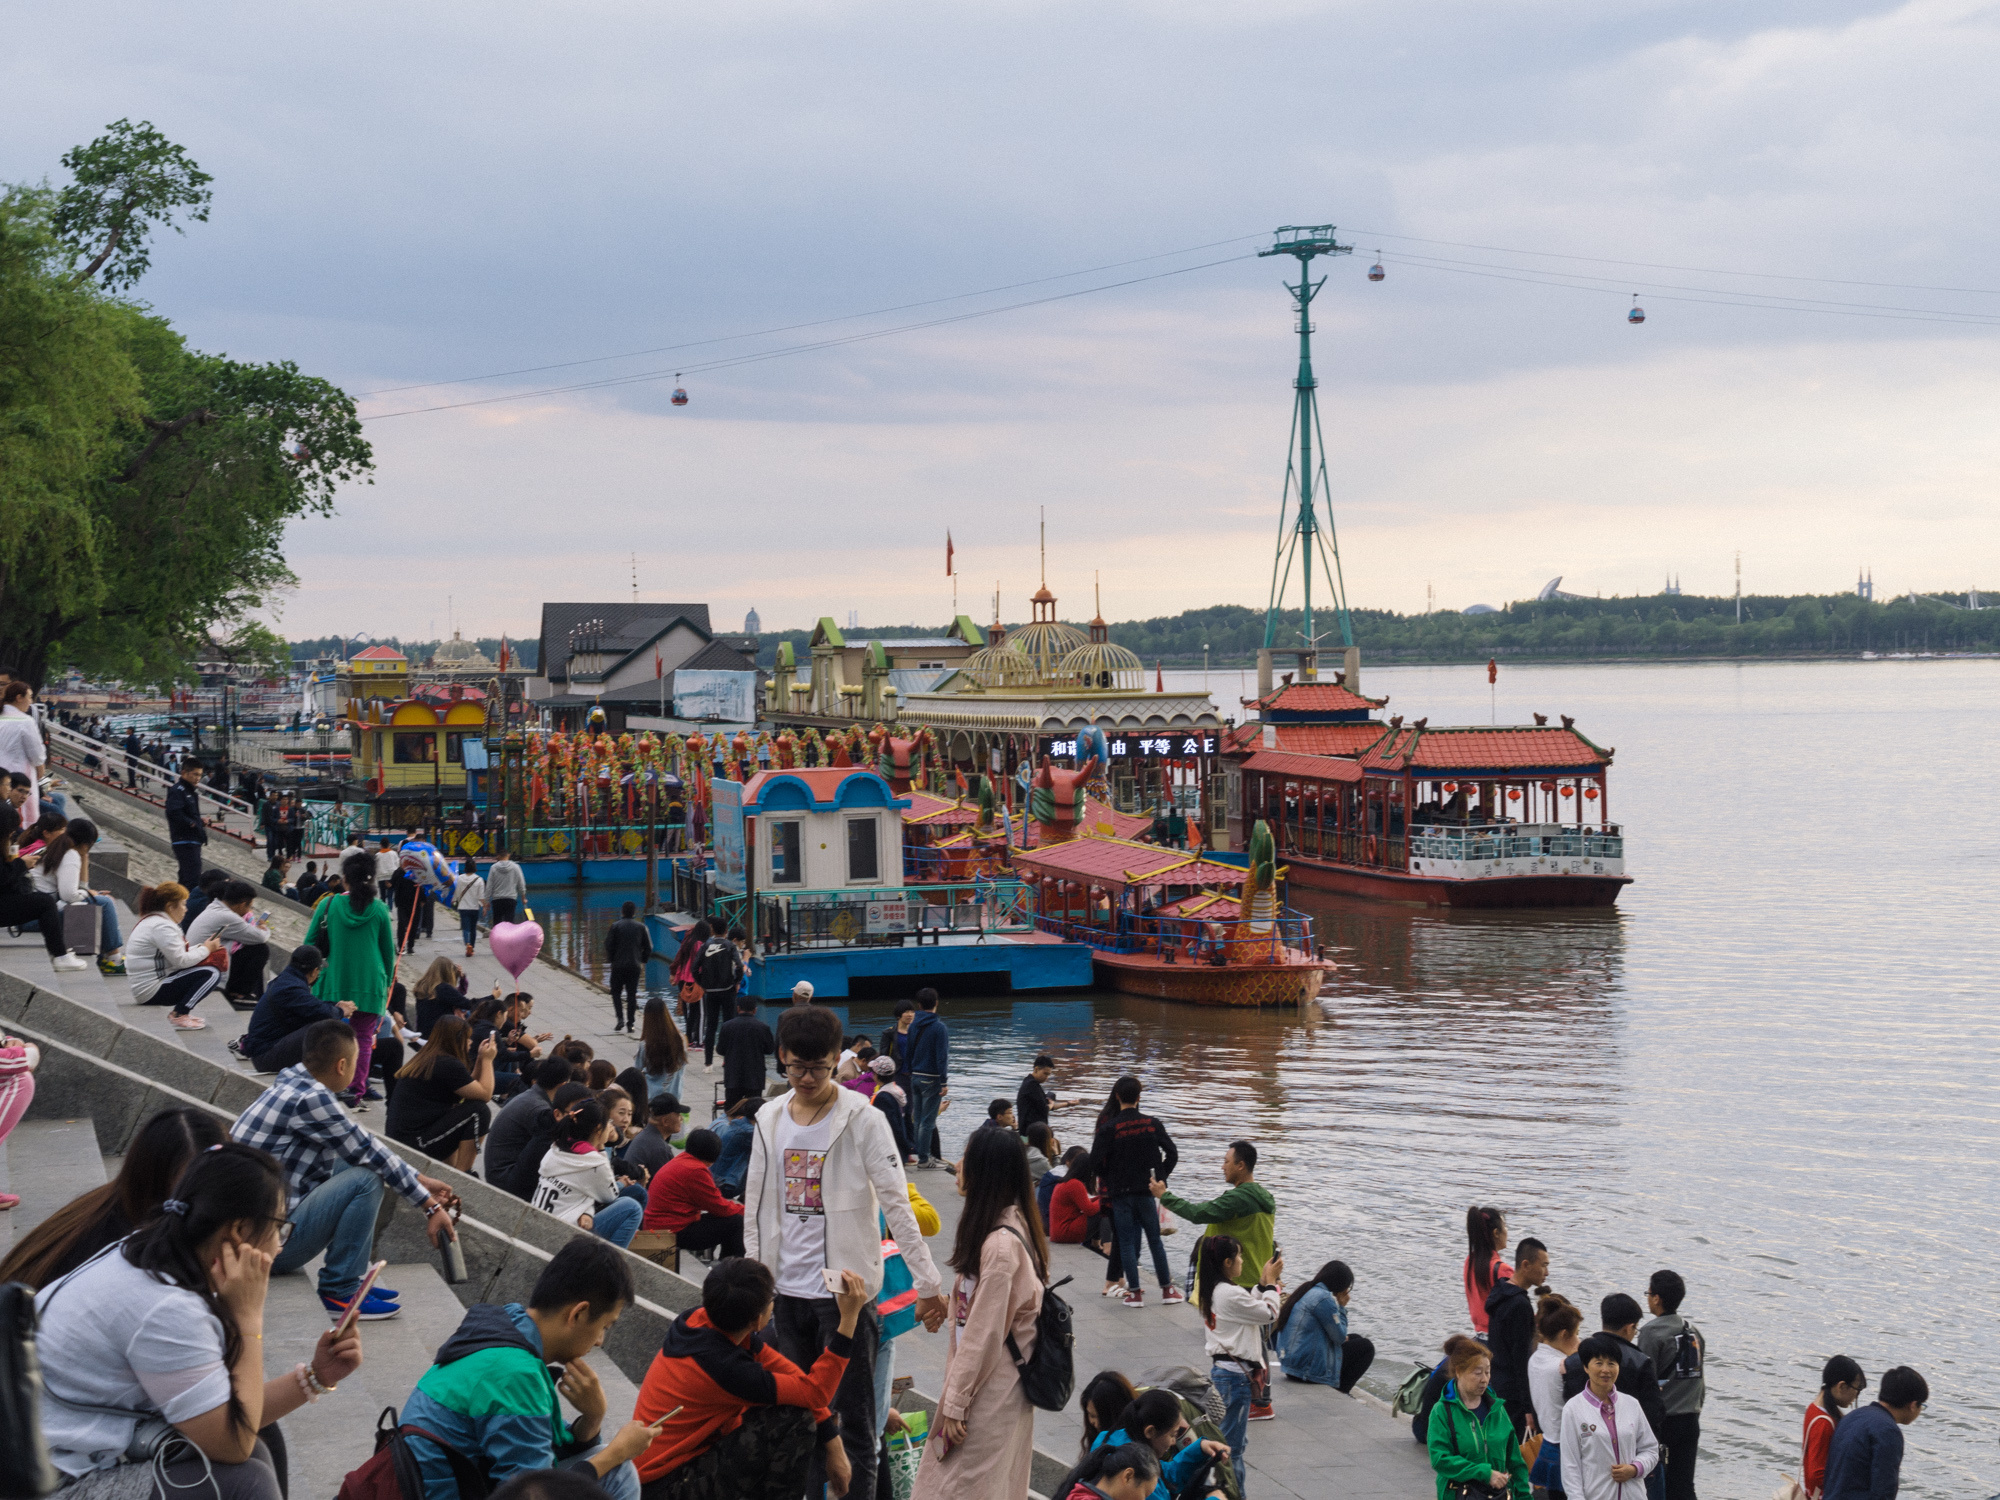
[750,591,2000,668]
[288,636,540,669]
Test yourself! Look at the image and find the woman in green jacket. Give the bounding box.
[304,851,398,1108]
[1427,1340,1532,1500]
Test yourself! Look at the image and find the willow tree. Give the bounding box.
[0,121,372,687]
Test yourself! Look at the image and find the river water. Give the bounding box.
[543,659,1997,1498]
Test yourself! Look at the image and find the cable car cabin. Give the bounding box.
[1628,300,1645,324]
[670,388,688,405]
[1368,262,1385,281]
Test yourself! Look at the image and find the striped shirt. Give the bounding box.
[232,1064,426,1209]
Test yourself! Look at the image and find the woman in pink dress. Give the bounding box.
[913,1125,1049,1500]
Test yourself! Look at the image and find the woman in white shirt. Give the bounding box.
[184,879,273,1001]
[34,1140,362,1500]
[1194,1233,1283,1498]
[531,1096,642,1246]
[1529,1293,1584,1494]
[126,883,227,1030]
[1560,1334,1661,1500]
[0,681,48,825]
[29,818,127,975]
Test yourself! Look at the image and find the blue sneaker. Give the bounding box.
[322,1289,402,1322]
[371,1283,400,1302]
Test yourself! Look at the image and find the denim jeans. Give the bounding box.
[910,1074,944,1163]
[592,1194,643,1247]
[575,1439,640,1500]
[76,893,122,950]
[459,910,479,947]
[273,1164,384,1300]
[1108,1192,1171,1292]
[1210,1360,1252,1496]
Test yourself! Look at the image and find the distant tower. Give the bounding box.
[1856,568,1873,602]
[1258,225,1356,675]
[744,607,761,636]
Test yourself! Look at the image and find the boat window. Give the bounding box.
[770,820,802,884]
[846,817,879,882]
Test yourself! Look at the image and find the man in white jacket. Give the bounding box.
[745,1005,946,1500]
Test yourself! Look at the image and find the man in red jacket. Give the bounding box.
[633,1257,868,1500]
[643,1127,746,1259]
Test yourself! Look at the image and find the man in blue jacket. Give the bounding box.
[164,758,207,887]
[230,945,353,1072]
[904,988,948,1168]
[1823,1365,1926,1500]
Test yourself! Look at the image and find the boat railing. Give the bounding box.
[740,879,1034,955]
[1032,909,1317,966]
[1408,821,1624,863]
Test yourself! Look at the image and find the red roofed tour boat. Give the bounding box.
[1224,679,1631,909]
[1013,832,1329,1006]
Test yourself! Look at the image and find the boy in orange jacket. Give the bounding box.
[633,1257,868,1500]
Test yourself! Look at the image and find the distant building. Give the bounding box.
[1663,574,1682,596]
[744,607,761,636]
[1462,603,1499,616]
[527,601,758,733]
[1856,567,1874,601]
[1537,576,1588,603]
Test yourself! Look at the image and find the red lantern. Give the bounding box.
[1540,780,1556,792]
[1584,787,1600,801]
[1507,788,1521,801]
[1560,784,1575,798]
[1442,781,1458,794]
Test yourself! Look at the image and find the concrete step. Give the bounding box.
[0,1116,110,1254]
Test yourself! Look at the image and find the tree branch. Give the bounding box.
[69,221,126,287]
[119,408,216,483]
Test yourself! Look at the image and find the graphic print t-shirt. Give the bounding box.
[774,1106,835,1298]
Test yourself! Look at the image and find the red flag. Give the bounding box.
[498,636,511,671]
[1156,659,1164,692]
[1487,658,1498,685]
[945,531,954,576]
[655,649,663,680]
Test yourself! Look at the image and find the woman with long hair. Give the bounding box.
[1802,1355,1866,1499]
[1194,1234,1281,1495]
[530,1097,642,1246]
[304,850,397,1108]
[1529,1292,1583,1497]
[386,1014,496,1169]
[1055,1442,1161,1500]
[0,802,86,972]
[31,817,126,975]
[635,996,688,1101]
[1462,1205,1512,1335]
[912,1126,1048,1500]
[1076,1371,1138,1459]
[1088,1386,1230,1500]
[126,881,227,1029]
[32,1142,364,1500]
[669,919,710,1034]
[410,956,470,1034]
[1274,1257,1375,1394]
[0,1108,224,1286]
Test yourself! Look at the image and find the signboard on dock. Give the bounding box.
[711,779,746,894]
[1040,732,1219,762]
[674,670,757,724]
[865,896,913,934]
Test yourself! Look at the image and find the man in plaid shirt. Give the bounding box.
[233,1018,457,1321]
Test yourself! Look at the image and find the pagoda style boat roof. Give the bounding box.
[904,790,982,827]
[1240,749,1364,783]
[1015,835,1251,893]
[1355,723,1614,777]
[1241,680,1384,722]
[1152,890,1244,920]
[1223,721,1386,757]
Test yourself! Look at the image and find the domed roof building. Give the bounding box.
[428,630,495,676]
[1007,584,1089,682]
[1056,608,1146,692]
[960,620,1040,691]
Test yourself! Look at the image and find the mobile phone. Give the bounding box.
[333,1260,389,1338]
[821,1267,843,1294]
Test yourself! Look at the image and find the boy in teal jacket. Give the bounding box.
[402,1239,663,1500]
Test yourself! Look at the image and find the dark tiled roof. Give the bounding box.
[537,602,713,682]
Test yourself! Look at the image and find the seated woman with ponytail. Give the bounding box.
[32,1141,365,1500]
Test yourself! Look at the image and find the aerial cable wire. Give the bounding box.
[1346,229,2000,298]
[361,250,1255,420]
[358,231,1269,398]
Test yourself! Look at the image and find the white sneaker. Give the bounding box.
[52,954,89,972]
[169,1013,208,1030]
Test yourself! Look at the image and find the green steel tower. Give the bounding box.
[1259,224,1354,674]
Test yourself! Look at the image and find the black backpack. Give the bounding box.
[1666,1322,1703,1382]
[1001,1227,1074,1411]
[697,938,740,993]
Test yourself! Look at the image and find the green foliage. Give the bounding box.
[52,119,213,293]
[0,125,371,688]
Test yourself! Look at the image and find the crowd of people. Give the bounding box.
[0,778,1946,1500]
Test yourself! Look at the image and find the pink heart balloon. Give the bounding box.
[489,921,544,981]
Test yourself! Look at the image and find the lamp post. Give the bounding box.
[1203,644,1210,693]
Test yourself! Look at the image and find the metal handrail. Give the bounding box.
[44,719,260,819]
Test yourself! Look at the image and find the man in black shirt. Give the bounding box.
[1016,1054,1057,1135]
[715,993,774,1113]
[484,1055,573,1190]
[1087,1075,1182,1308]
[604,900,653,1033]
[165,758,207,887]
[1561,1291,1670,1451]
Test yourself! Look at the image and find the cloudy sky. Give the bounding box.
[8,0,1997,641]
